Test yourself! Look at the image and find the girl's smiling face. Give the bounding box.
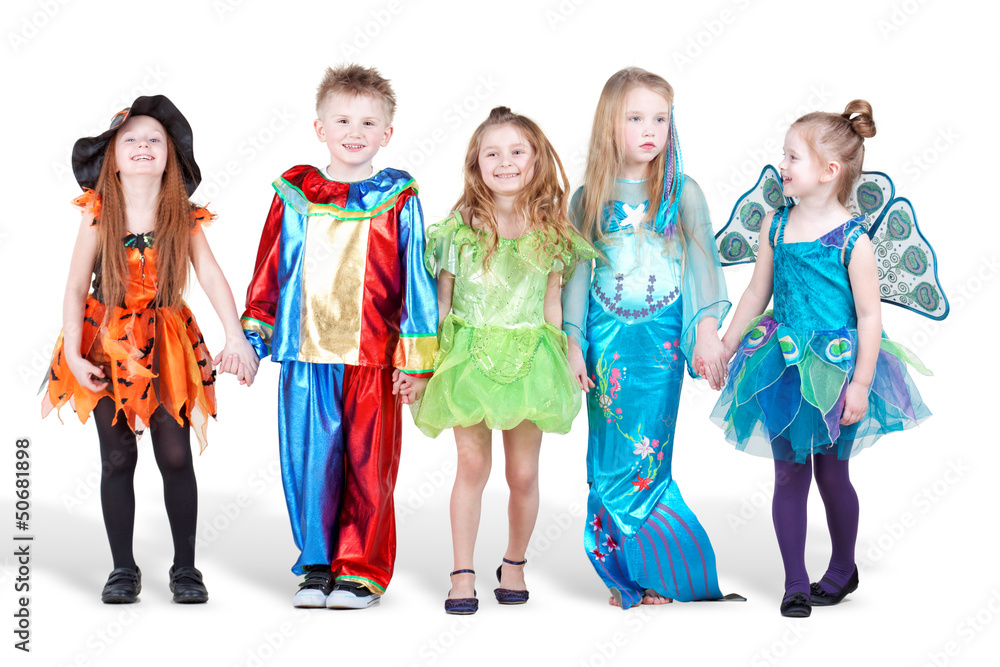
[477,123,535,197]
[619,86,671,180]
[779,125,829,198]
[114,115,169,179]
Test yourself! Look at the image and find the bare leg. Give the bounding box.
[449,422,492,599]
[498,420,542,591]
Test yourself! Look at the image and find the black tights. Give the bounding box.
[94,398,198,570]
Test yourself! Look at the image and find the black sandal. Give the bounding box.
[445,569,478,615]
[494,558,529,605]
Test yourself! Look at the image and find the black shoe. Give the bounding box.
[493,558,529,605]
[293,566,334,608]
[102,567,141,604]
[780,592,811,618]
[810,567,859,606]
[169,566,209,604]
[326,581,381,609]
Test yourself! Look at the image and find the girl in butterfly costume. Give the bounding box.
[707,100,946,617]
[563,68,742,609]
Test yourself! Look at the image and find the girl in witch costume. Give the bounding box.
[42,95,259,604]
[562,68,742,609]
[706,100,944,617]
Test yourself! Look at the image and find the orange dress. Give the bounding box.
[42,200,217,451]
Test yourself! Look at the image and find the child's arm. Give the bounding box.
[719,212,776,357]
[842,234,880,425]
[693,317,725,390]
[62,214,105,391]
[190,230,260,386]
[437,269,455,326]
[544,271,561,328]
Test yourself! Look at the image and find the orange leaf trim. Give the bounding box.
[72,188,102,221]
[190,204,217,235]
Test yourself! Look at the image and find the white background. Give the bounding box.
[2,1,997,666]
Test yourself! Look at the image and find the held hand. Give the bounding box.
[400,376,429,405]
[66,354,109,392]
[840,381,869,426]
[693,335,728,391]
[215,335,260,387]
[568,339,594,393]
[392,370,428,405]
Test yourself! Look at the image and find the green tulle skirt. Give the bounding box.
[413,313,582,437]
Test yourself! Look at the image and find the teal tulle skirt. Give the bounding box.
[710,312,932,462]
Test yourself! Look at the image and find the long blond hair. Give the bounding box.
[94,132,193,317]
[579,67,688,253]
[454,106,575,269]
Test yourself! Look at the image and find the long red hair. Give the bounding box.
[93,129,194,317]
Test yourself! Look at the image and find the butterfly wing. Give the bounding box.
[847,171,895,233]
[868,197,949,320]
[716,165,786,265]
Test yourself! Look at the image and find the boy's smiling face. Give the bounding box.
[314,92,393,182]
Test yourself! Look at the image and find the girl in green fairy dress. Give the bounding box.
[412,106,595,615]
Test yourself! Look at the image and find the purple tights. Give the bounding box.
[772,450,859,597]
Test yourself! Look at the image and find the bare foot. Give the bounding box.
[448,570,475,599]
[642,589,673,605]
[608,595,621,607]
[497,560,526,591]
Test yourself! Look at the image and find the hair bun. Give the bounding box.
[487,106,515,123]
[843,99,876,139]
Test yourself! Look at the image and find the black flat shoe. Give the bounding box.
[780,592,811,618]
[810,567,859,606]
[169,566,209,604]
[445,569,478,615]
[494,558,529,605]
[102,567,141,604]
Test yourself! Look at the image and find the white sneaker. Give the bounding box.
[325,582,381,609]
[292,569,334,608]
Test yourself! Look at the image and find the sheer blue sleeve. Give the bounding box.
[561,187,592,354]
[679,177,730,377]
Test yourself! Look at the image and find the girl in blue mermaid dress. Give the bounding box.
[563,68,738,609]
